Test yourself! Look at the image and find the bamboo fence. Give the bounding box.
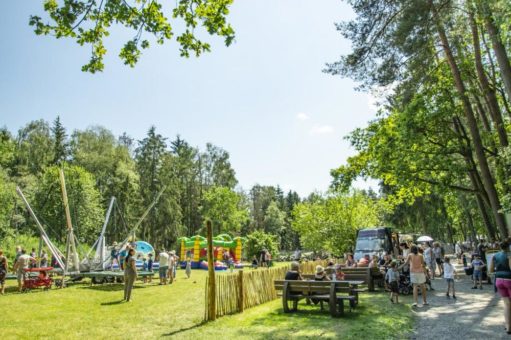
[204,260,331,320]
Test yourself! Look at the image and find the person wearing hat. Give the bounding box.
[314,265,330,281]
[310,265,330,307]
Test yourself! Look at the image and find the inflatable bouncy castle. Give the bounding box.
[178,234,245,270]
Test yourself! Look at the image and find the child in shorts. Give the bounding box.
[471,254,485,289]
[385,261,399,303]
[443,257,456,299]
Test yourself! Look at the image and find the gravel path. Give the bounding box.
[411,263,508,339]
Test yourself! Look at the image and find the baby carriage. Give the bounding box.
[22,267,53,292]
[398,272,412,295]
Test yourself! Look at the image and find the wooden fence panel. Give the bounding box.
[204,261,337,320]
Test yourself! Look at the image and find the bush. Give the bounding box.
[244,230,279,261]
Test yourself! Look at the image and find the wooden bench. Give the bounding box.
[301,274,366,304]
[274,280,357,317]
[342,267,384,292]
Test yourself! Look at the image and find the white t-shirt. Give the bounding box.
[443,263,454,279]
[17,254,32,269]
[159,252,169,267]
[424,248,432,263]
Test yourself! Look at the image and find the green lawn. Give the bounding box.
[1,268,414,339]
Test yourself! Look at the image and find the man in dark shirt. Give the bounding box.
[285,261,303,280]
[478,240,487,263]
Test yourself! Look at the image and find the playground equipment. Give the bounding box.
[16,171,165,286]
[178,234,245,270]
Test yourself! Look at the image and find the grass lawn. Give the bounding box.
[1,267,414,339]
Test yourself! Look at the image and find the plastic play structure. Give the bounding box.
[178,234,245,270]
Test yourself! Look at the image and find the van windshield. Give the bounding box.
[355,238,385,251]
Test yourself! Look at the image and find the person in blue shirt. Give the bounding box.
[385,261,399,304]
[147,253,154,283]
[471,254,485,289]
[119,248,128,271]
[110,242,119,270]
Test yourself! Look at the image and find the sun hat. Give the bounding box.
[315,265,324,274]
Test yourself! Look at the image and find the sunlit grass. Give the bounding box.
[1,265,413,339]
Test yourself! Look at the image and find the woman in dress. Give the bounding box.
[123,248,138,302]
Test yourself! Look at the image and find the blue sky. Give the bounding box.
[0,1,377,196]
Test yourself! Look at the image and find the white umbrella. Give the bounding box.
[417,236,433,242]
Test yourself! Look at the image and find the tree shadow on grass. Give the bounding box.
[100,299,125,306]
[242,296,411,339]
[161,321,207,337]
[79,284,148,292]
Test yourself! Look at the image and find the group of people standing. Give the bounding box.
[0,246,56,294]
[121,247,184,302]
[157,249,184,285]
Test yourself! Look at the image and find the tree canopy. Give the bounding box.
[30,0,236,72]
[327,0,511,241]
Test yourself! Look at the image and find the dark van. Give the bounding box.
[354,227,397,261]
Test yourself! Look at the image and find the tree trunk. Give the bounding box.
[472,93,491,133]
[466,204,478,242]
[430,3,508,238]
[469,10,508,147]
[475,193,496,241]
[477,0,511,101]
[452,112,497,239]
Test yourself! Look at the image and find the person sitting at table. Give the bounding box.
[311,266,330,307]
[335,264,345,281]
[285,261,303,280]
[314,265,330,281]
[325,260,336,279]
[369,255,379,269]
[358,254,370,267]
[379,253,392,268]
[345,253,357,268]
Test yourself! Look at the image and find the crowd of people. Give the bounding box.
[284,241,462,308]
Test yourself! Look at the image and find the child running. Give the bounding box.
[385,261,399,304]
[443,257,456,299]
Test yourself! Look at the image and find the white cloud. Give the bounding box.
[310,125,334,135]
[296,112,309,121]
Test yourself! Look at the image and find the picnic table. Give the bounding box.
[274,279,364,317]
[301,275,366,304]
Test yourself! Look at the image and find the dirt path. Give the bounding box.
[411,263,508,339]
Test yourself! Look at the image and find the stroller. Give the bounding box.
[398,266,433,295]
[398,272,412,295]
[22,267,53,292]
